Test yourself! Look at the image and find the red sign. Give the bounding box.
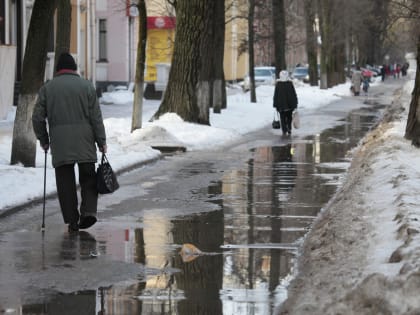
[147,16,176,29]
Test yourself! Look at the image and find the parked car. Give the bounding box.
[360,68,374,78]
[242,66,276,91]
[292,66,310,82]
[346,64,380,79]
[365,65,381,77]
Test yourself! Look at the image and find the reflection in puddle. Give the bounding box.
[9,108,380,314]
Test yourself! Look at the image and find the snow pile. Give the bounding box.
[279,78,420,315]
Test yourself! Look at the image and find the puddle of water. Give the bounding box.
[6,108,381,314]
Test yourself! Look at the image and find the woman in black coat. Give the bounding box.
[273,70,298,135]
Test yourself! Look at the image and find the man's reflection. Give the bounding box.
[60,231,98,261]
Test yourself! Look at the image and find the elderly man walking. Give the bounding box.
[32,52,107,232]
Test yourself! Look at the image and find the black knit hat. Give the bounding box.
[56,52,77,72]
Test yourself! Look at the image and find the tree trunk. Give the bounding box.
[319,0,345,88]
[248,0,256,103]
[405,35,420,145]
[10,0,57,166]
[196,1,218,124]
[213,0,226,113]
[333,39,346,85]
[54,0,71,73]
[330,0,346,86]
[357,0,390,66]
[317,0,328,89]
[153,0,212,123]
[304,0,318,86]
[272,0,286,75]
[131,0,147,132]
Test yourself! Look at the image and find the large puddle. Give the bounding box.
[5,106,382,314]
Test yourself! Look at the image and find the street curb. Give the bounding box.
[0,155,163,220]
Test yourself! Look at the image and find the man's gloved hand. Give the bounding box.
[99,144,107,154]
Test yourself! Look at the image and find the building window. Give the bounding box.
[98,19,107,61]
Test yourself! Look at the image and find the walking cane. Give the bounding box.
[41,149,47,232]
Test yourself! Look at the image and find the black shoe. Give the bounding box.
[68,222,79,232]
[79,216,97,229]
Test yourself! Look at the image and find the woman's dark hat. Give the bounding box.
[56,52,77,72]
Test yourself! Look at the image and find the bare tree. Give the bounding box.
[248,0,257,103]
[405,34,420,145]
[360,0,390,65]
[212,0,226,113]
[303,0,318,86]
[399,0,420,143]
[272,0,287,74]
[54,0,72,73]
[154,0,223,124]
[131,0,147,132]
[385,0,417,62]
[196,1,218,124]
[317,0,347,88]
[317,0,328,88]
[10,0,57,166]
[192,0,226,121]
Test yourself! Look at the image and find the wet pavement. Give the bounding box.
[0,84,398,314]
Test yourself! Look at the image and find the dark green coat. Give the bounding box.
[32,72,106,167]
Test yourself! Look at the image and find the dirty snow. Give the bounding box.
[278,76,420,314]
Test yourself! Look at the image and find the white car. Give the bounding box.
[243,66,276,91]
[292,66,309,82]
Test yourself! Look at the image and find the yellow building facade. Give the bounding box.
[145,0,249,83]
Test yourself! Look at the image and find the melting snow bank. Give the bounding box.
[278,79,420,315]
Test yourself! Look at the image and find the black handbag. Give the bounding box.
[272,110,280,129]
[96,153,119,194]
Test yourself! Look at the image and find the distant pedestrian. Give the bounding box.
[362,76,370,94]
[396,64,401,78]
[385,65,392,76]
[390,63,396,78]
[273,70,298,136]
[32,52,107,232]
[401,62,409,76]
[381,65,386,81]
[351,66,363,96]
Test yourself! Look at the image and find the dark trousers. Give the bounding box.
[280,109,293,134]
[55,163,98,224]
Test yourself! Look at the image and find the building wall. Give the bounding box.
[4,0,309,93]
[107,5,129,82]
[0,45,16,119]
[94,1,130,86]
[69,2,78,55]
[93,0,307,88]
[224,4,248,82]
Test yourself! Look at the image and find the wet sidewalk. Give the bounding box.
[0,98,385,313]
[0,101,163,216]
